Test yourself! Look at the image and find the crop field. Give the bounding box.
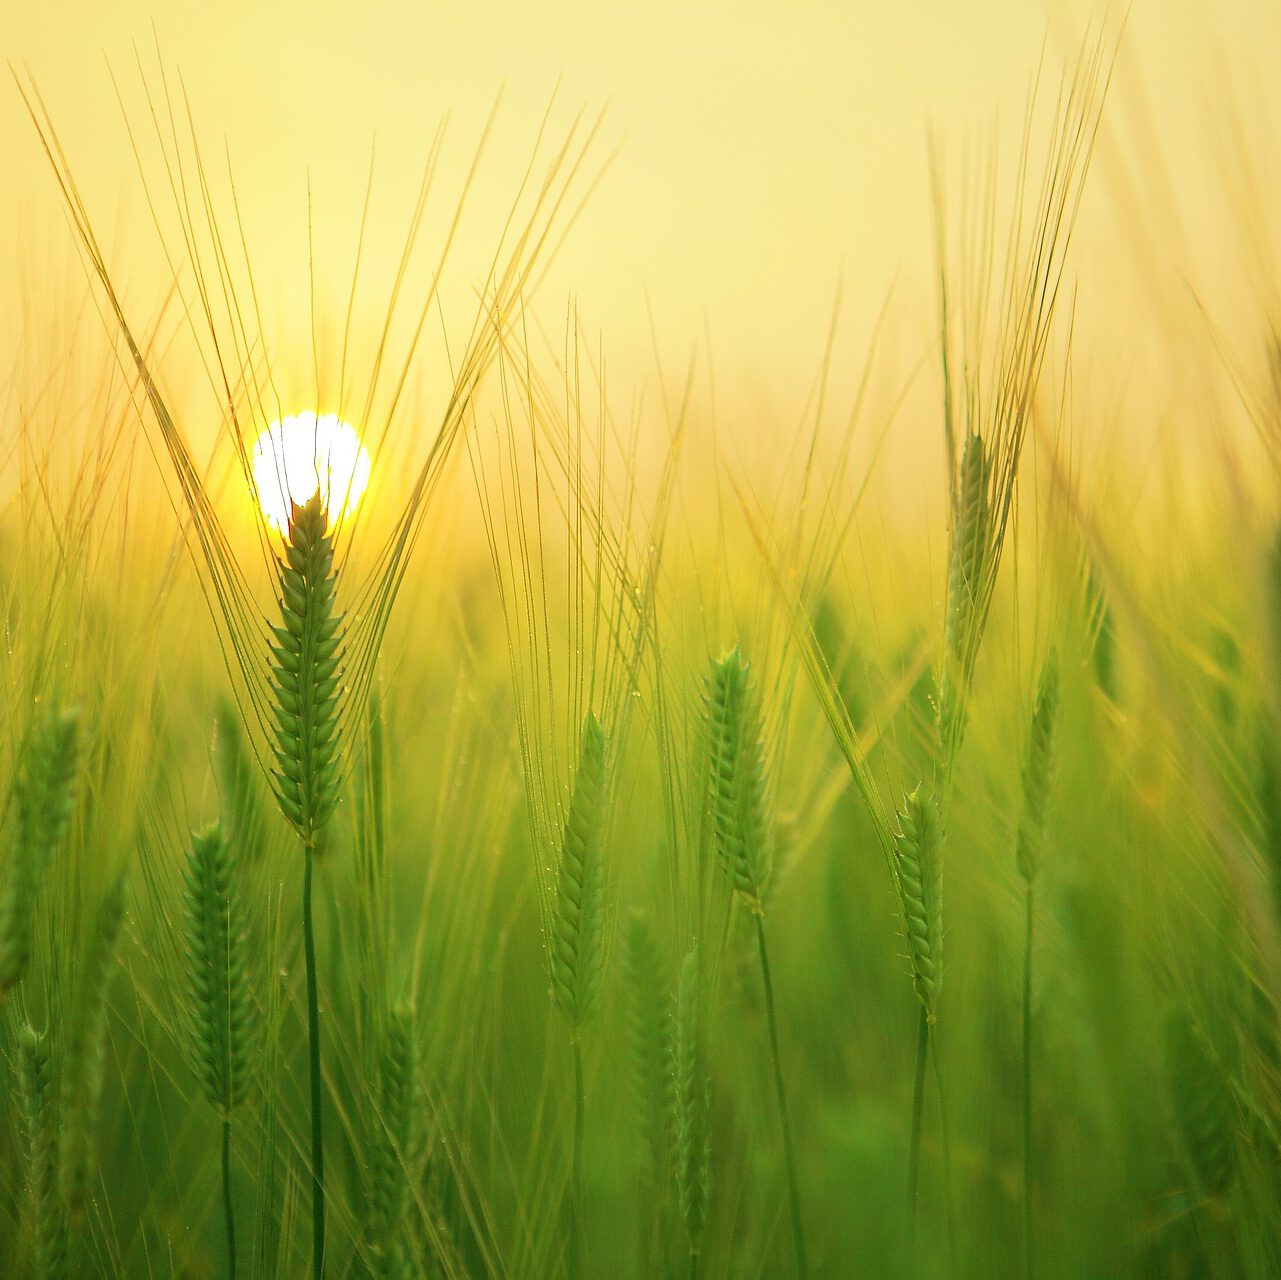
[2,7,1281,1280]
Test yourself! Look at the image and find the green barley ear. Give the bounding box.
[61,873,126,1219]
[705,649,773,912]
[270,492,344,852]
[180,823,254,1113]
[0,705,81,999]
[214,696,267,864]
[672,945,711,1260]
[895,785,943,1022]
[1016,653,1060,885]
[17,1024,68,1280]
[940,431,989,752]
[550,712,609,1030]
[1084,561,1116,703]
[368,1005,422,1278]
[622,910,672,1187]
[1165,1008,1238,1198]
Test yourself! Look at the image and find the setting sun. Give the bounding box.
[250,411,371,532]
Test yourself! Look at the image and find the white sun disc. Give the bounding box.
[251,411,371,533]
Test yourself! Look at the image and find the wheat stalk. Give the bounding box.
[703,648,807,1276]
[1016,652,1060,1280]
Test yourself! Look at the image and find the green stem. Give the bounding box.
[689,1248,700,1280]
[1022,884,1035,1280]
[571,1034,585,1279]
[303,845,326,1279]
[754,912,809,1278]
[221,1113,237,1280]
[907,1005,929,1248]
[931,1030,958,1272]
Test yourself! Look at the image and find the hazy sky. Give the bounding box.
[3,1,1280,454]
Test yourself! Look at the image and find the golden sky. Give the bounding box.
[3,0,1280,469]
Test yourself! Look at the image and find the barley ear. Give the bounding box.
[17,1024,69,1280]
[60,873,126,1219]
[940,431,989,751]
[672,945,712,1256]
[1165,1008,1238,1198]
[1016,653,1060,885]
[895,785,943,1022]
[622,909,672,1186]
[550,712,609,1030]
[705,649,773,912]
[368,1004,422,1278]
[215,696,267,864]
[0,705,81,998]
[180,823,255,1114]
[270,492,345,852]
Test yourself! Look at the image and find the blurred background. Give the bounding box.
[2,0,1280,534]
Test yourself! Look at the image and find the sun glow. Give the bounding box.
[251,411,371,533]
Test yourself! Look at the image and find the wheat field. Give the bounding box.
[2,10,1281,1280]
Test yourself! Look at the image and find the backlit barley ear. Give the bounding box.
[17,1024,68,1280]
[1084,561,1116,703]
[895,786,943,1022]
[1017,654,1060,885]
[61,873,126,1219]
[215,696,267,864]
[0,705,81,999]
[705,649,772,912]
[1165,1008,1238,1198]
[622,910,673,1186]
[940,431,989,748]
[672,945,711,1261]
[550,712,609,1031]
[368,1005,422,1278]
[271,492,345,853]
[181,823,254,1113]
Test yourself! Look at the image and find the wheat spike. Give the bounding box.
[1017,655,1060,884]
[17,1024,68,1280]
[180,823,255,1113]
[1165,1008,1238,1197]
[215,696,268,864]
[0,705,81,998]
[672,945,712,1256]
[622,910,672,1186]
[705,649,772,911]
[270,493,345,851]
[550,712,609,1030]
[368,1005,422,1276]
[60,873,126,1219]
[895,785,943,1021]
